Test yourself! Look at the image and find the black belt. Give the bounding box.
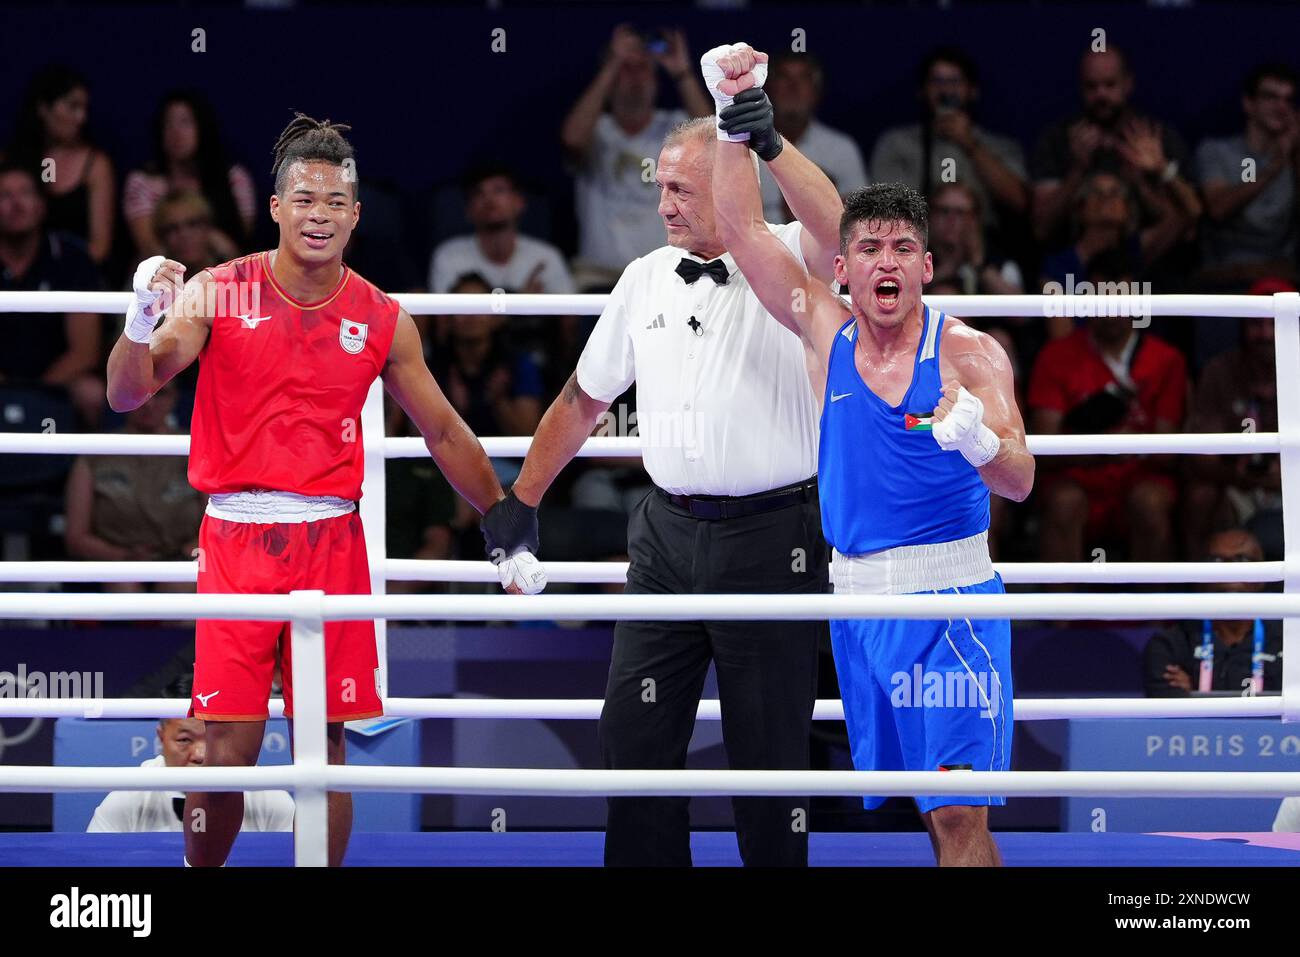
[657,478,817,521]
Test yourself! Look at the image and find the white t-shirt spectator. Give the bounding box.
[759,119,869,224]
[86,754,294,833]
[428,234,576,294]
[871,123,1025,229]
[575,110,687,273]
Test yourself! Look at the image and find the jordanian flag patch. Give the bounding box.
[904,413,934,431]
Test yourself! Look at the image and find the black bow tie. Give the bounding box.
[676,258,729,286]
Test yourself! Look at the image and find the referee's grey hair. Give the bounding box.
[661,116,761,180]
[663,116,716,154]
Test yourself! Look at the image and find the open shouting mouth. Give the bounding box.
[874,277,901,308]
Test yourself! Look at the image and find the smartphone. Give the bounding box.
[642,29,669,55]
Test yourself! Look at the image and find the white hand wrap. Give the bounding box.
[699,43,768,142]
[497,550,548,595]
[932,387,1001,468]
[124,255,168,343]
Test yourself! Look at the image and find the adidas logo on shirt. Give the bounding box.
[645,314,666,330]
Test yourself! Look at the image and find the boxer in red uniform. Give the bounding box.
[107,115,547,867]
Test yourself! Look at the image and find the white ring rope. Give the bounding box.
[0,764,1296,799]
[0,290,1285,318]
[0,590,1297,621]
[0,695,1282,722]
[0,559,1282,585]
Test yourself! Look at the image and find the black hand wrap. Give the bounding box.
[480,490,540,564]
[718,88,784,162]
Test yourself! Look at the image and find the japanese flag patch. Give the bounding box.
[339,318,368,354]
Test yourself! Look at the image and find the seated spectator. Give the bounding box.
[64,381,205,588]
[561,24,711,291]
[88,709,294,833]
[757,53,868,224]
[123,91,255,261]
[929,182,1024,296]
[0,160,105,427]
[1031,47,1200,249]
[1039,170,1189,318]
[5,65,115,264]
[1183,281,1286,560]
[428,164,575,295]
[1028,277,1187,565]
[1142,529,1281,697]
[154,190,226,275]
[432,273,544,486]
[1195,64,1299,289]
[871,47,1027,238]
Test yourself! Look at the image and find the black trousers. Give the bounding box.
[599,486,828,866]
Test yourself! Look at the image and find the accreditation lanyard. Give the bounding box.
[1198,619,1265,694]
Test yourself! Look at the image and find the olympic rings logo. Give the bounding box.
[0,671,44,763]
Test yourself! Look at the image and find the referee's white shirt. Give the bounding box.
[577,221,819,497]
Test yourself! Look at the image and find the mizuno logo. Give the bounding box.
[238,314,272,329]
[195,690,220,707]
[830,392,853,402]
[646,314,666,330]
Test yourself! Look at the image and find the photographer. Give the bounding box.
[871,47,1028,238]
[561,24,711,291]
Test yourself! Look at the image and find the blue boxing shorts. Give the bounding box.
[829,570,1013,813]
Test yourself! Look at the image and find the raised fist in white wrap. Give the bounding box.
[699,43,769,141]
[932,382,1001,468]
[124,256,185,343]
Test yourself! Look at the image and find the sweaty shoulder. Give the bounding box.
[939,317,1012,379]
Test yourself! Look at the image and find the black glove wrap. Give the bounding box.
[480,490,540,563]
[718,88,784,162]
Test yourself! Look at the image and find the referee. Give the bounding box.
[481,95,844,865]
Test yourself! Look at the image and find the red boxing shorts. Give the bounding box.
[191,509,383,722]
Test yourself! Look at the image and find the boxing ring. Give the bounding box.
[1,289,1300,867]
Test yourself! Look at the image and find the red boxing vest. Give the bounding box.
[187,250,399,500]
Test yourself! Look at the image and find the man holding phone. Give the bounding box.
[870,47,1029,234]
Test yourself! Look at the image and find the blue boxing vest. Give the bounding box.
[819,305,990,555]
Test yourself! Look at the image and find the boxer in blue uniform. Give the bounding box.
[703,43,1036,866]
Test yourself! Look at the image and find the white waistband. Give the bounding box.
[831,531,994,595]
[205,490,356,524]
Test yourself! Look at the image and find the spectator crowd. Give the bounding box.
[1,30,1297,637]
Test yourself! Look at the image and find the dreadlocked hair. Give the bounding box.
[271,112,356,196]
